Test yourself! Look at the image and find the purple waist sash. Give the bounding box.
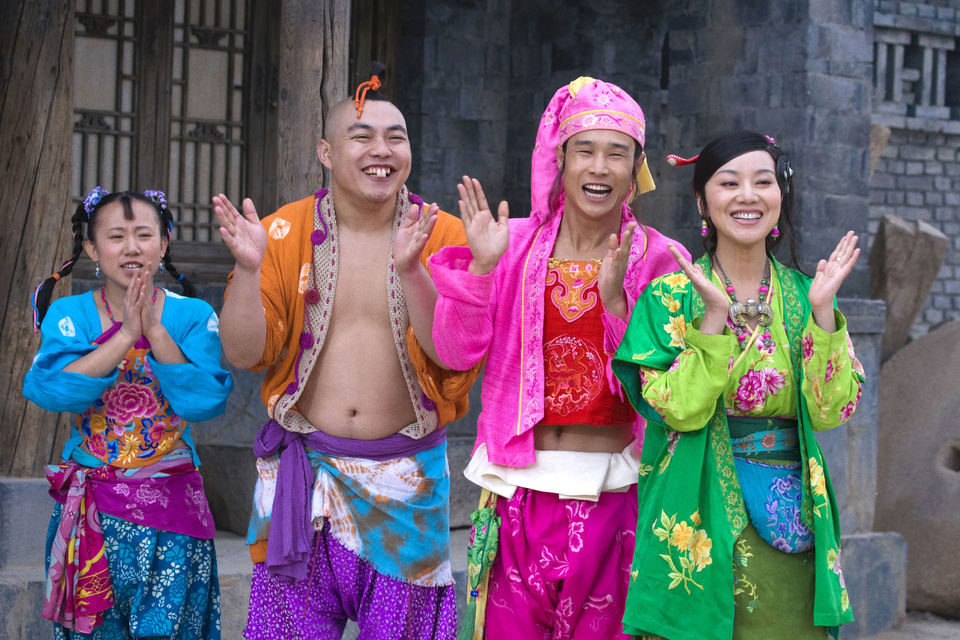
[253,419,446,582]
[47,455,215,539]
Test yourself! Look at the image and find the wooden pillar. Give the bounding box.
[276,0,350,204]
[0,1,75,476]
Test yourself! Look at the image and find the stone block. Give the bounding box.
[0,477,51,570]
[196,444,257,537]
[837,532,907,638]
[875,322,960,617]
[448,436,481,529]
[0,570,47,640]
[868,214,949,360]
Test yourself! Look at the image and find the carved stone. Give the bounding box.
[868,214,948,361]
[875,321,960,616]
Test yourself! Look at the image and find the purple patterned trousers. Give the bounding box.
[244,525,457,640]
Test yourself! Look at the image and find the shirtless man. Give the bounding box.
[214,78,475,640]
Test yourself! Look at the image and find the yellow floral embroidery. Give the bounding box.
[670,521,694,550]
[809,458,826,497]
[632,348,655,361]
[662,273,690,289]
[637,463,654,477]
[663,314,687,348]
[88,414,107,434]
[652,510,713,594]
[667,298,681,313]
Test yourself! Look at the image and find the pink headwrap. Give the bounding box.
[530,76,656,223]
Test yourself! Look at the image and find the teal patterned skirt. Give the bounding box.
[45,503,221,640]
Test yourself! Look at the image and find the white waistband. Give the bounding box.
[463,441,641,502]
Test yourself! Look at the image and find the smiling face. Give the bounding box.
[84,198,167,294]
[558,129,641,225]
[700,150,781,251]
[318,99,412,207]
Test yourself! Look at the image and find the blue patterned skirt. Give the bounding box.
[45,503,221,639]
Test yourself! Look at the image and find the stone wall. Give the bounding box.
[870,1,960,339]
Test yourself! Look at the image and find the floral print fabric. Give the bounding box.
[46,503,220,640]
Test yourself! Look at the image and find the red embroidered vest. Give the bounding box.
[540,258,634,426]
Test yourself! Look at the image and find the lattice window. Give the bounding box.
[874,27,958,119]
[169,0,247,242]
[73,0,137,201]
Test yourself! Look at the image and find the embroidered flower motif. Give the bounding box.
[668,356,682,373]
[86,432,109,458]
[652,511,713,593]
[268,217,291,240]
[825,359,835,382]
[689,529,713,571]
[802,332,814,361]
[734,367,786,412]
[808,458,827,497]
[839,400,856,422]
[667,298,681,313]
[88,414,107,434]
[670,521,694,551]
[103,382,160,425]
[663,314,687,348]
[662,273,690,290]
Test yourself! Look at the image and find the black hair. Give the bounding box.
[32,190,196,328]
[692,130,802,269]
[548,138,646,216]
[363,61,387,101]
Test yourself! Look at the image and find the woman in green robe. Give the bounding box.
[612,131,865,640]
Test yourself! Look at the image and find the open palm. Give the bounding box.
[457,176,509,275]
[214,193,267,271]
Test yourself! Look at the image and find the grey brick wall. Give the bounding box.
[870,0,960,339]
[869,126,960,337]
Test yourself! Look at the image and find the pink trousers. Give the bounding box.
[485,487,638,639]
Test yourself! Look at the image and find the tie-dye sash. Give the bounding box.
[43,448,214,632]
[248,419,452,587]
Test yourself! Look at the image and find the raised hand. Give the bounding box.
[393,202,438,274]
[139,264,163,339]
[118,267,145,341]
[668,244,728,335]
[809,231,859,331]
[597,222,637,320]
[214,193,267,272]
[457,176,509,275]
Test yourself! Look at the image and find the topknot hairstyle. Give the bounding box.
[31,189,196,330]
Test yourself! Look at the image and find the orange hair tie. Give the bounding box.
[354,74,382,118]
[51,273,61,281]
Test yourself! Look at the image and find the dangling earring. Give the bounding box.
[159,262,165,274]
[95,262,101,278]
[770,225,780,238]
[700,218,709,237]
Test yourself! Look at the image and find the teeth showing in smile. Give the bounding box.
[364,167,392,178]
[122,263,143,271]
[583,184,612,199]
[732,212,761,220]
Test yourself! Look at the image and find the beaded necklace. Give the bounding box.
[99,286,159,324]
[713,256,774,351]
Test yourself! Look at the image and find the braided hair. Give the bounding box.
[31,188,196,330]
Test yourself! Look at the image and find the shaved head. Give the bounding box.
[323,98,406,143]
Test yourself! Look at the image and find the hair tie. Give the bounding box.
[666,153,699,167]
[354,74,381,118]
[176,273,184,281]
[764,134,777,145]
[82,186,110,217]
